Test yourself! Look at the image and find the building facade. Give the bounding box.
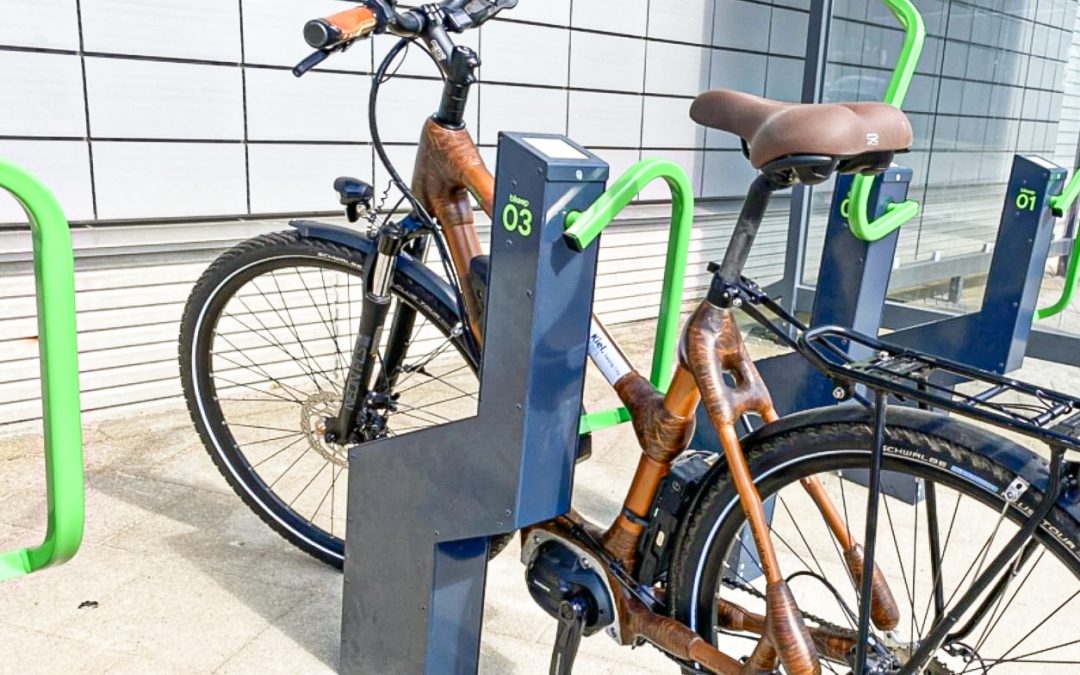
[1,0,1078,424]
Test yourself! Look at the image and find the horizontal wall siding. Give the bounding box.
[0,204,794,426]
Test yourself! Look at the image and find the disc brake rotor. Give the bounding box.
[301,391,350,466]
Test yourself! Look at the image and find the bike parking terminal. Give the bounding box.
[340,133,607,674]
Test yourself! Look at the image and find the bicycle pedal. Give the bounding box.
[549,597,588,675]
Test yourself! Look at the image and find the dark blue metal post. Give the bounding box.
[339,133,608,674]
[887,155,1067,373]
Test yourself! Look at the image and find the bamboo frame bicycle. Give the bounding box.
[180,2,1080,672]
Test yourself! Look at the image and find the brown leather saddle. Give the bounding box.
[690,89,913,174]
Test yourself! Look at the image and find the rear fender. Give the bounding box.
[679,405,1080,549]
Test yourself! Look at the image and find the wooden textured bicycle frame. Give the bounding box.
[409,118,897,674]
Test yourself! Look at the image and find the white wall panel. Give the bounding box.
[480,22,569,87]
[569,32,645,93]
[567,91,643,147]
[85,59,244,140]
[0,51,86,137]
[713,0,772,52]
[479,84,567,145]
[571,0,648,36]
[248,144,373,214]
[505,0,570,26]
[643,42,712,97]
[0,0,79,50]
[648,0,716,44]
[92,142,247,220]
[641,97,704,149]
[245,68,370,142]
[80,0,240,61]
[0,140,94,223]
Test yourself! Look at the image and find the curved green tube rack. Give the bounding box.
[1038,173,1080,320]
[0,160,84,581]
[565,159,695,434]
[847,0,926,242]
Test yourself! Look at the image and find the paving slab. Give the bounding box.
[1,316,1079,673]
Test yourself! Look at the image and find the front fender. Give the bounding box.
[289,219,462,317]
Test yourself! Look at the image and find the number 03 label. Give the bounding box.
[503,194,533,237]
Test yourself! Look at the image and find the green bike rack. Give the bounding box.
[1038,171,1080,320]
[564,158,694,435]
[846,0,926,242]
[0,160,84,581]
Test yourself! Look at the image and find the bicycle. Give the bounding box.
[179,1,1080,672]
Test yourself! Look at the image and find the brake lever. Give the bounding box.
[293,50,331,77]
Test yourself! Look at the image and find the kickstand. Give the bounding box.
[550,597,589,675]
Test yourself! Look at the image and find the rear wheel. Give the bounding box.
[669,416,1080,673]
[179,231,478,567]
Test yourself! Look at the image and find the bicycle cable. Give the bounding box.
[367,35,478,351]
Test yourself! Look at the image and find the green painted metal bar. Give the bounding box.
[566,158,695,435]
[1037,174,1080,320]
[0,160,84,581]
[847,0,926,242]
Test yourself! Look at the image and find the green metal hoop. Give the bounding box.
[0,160,84,581]
[565,158,695,434]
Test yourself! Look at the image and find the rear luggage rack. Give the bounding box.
[799,325,1080,453]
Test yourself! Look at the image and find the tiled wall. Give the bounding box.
[0,0,813,224]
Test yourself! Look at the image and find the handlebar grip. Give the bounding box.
[304,6,379,50]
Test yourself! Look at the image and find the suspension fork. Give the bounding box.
[327,220,408,444]
[376,235,430,392]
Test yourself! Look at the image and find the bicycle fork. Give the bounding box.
[327,222,410,444]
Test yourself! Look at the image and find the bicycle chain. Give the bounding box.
[721,575,857,640]
[721,577,957,674]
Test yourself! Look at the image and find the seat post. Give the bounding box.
[712,173,787,291]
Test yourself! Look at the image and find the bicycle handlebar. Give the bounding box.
[295,0,516,77]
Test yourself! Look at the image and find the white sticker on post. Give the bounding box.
[588,318,632,385]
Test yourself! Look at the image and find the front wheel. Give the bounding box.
[179,231,479,567]
[669,411,1080,674]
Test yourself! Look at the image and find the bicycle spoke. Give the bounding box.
[881,496,917,633]
[289,458,331,509]
[195,252,478,564]
[258,273,340,390]
[251,435,309,470]
[997,588,1080,663]
[921,488,963,632]
[211,343,312,402]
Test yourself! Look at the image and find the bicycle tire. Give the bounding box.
[179,230,478,568]
[669,408,1080,672]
